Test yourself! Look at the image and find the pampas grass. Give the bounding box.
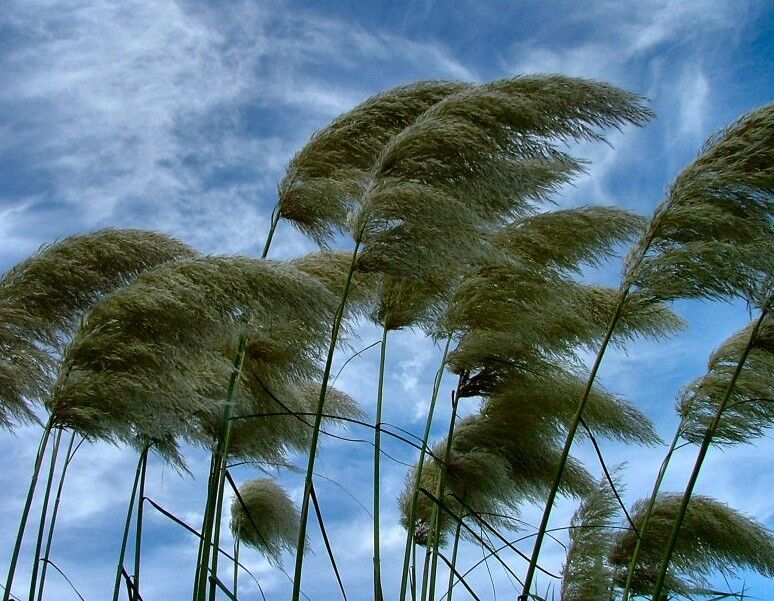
[611,494,774,595]
[521,104,773,599]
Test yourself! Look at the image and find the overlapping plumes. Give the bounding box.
[678,315,774,444]
[355,75,652,283]
[0,229,197,426]
[49,257,339,464]
[278,81,471,244]
[610,494,774,594]
[230,478,300,564]
[399,413,593,545]
[625,104,774,304]
[561,477,620,601]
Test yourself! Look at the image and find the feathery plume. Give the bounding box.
[678,315,774,445]
[0,229,196,426]
[278,81,471,244]
[230,478,300,564]
[625,104,773,305]
[561,476,620,601]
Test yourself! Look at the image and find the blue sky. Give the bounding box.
[0,1,772,599]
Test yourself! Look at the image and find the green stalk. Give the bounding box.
[112,446,147,601]
[620,423,683,601]
[520,290,628,600]
[2,418,53,601]
[132,446,149,601]
[27,427,63,601]
[426,376,464,601]
[291,239,361,601]
[192,452,218,601]
[651,308,767,600]
[373,325,389,601]
[232,537,240,597]
[445,514,464,601]
[35,430,77,601]
[398,335,453,601]
[260,207,280,259]
[419,545,432,601]
[204,333,247,601]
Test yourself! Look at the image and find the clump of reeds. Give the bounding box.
[521,103,774,599]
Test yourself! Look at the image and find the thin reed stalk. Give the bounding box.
[373,325,388,601]
[651,307,768,599]
[426,375,466,601]
[620,424,684,600]
[112,445,148,601]
[27,427,63,601]
[35,430,77,601]
[520,289,628,599]
[192,453,217,601]
[232,537,239,598]
[291,240,361,601]
[202,333,247,601]
[2,418,53,601]
[399,335,452,601]
[446,512,464,601]
[132,447,149,601]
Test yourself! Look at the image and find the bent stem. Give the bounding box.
[398,335,453,601]
[261,206,280,259]
[520,289,628,599]
[291,239,361,601]
[132,447,149,601]
[373,325,389,601]
[204,332,247,601]
[2,418,53,601]
[27,426,63,601]
[620,423,684,601]
[36,430,77,601]
[426,375,465,601]
[651,307,768,600]
[112,446,147,601]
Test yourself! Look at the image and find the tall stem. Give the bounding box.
[27,427,62,601]
[112,447,147,601]
[260,207,280,259]
[520,289,628,599]
[398,335,452,601]
[2,418,53,601]
[36,430,77,601]
[204,333,247,601]
[232,537,240,597]
[192,453,218,601]
[651,308,767,600]
[426,376,463,601]
[291,239,361,601]
[373,325,389,601]
[132,446,149,601]
[620,423,683,601]
[445,514,464,601]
